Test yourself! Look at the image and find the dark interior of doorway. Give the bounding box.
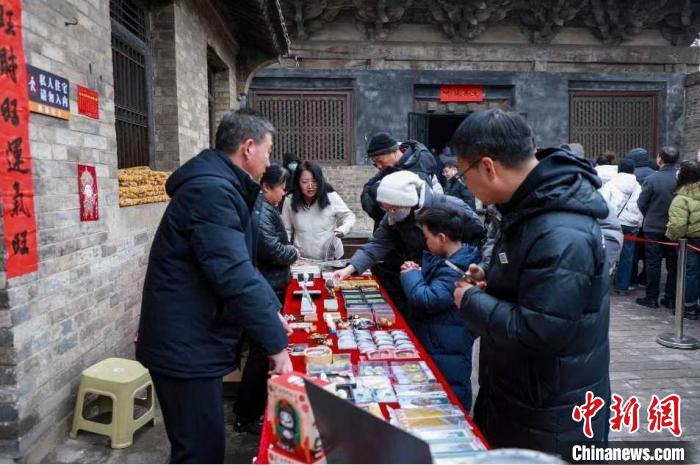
[427,114,468,154]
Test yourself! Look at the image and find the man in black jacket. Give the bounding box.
[361,132,442,230]
[635,147,680,309]
[451,110,611,456]
[136,110,292,463]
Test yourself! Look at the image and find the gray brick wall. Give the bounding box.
[322,165,375,236]
[0,0,241,459]
[172,0,238,165]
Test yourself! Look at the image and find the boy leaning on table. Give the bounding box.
[399,204,480,412]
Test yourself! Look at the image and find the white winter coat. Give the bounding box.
[599,172,643,228]
[596,165,618,185]
[281,191,356,260]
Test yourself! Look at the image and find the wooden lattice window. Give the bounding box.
[251,90,353,165]
[111,0,152,169]
[569,92,658,161]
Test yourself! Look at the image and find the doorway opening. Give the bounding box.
[407,112,469,156]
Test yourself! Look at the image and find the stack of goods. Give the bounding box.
[118,166,170,207]
[341,288,396,328]
[334,278,379,289]
[337,330,418,359]
[388,362,485,461]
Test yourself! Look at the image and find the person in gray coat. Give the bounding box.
[636,147,681,309]
[626,147,656,185]
[332,171,484,320]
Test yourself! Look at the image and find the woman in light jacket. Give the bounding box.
[666,160,700,320]
[599,159,644,294]
[281,160,355,260]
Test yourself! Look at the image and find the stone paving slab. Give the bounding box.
[41,287,700,463]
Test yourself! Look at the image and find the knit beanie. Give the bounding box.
[367,132,400,157]
[376,171,422,207]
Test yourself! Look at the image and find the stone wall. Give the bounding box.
[684,72,700,157]
[0,0,242,459]
[323,165,375,236]
[253,69,687,165]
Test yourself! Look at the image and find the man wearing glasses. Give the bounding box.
[450,109,611,456]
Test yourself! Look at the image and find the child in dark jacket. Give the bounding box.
[400,205,480,411]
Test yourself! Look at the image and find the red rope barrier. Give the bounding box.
[622,235,700,253]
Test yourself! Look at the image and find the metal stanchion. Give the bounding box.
[657,238,700,349]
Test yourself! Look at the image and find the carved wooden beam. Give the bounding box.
[353,0,414,40]
[427,0,514,42]
[518,0,588,44]
[280,0,342,40]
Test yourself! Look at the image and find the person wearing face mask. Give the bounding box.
[234,163,299,434]
[136,110,292,463]
[282,152,300,181]
[281,160,355,260]
[333,170,484,319]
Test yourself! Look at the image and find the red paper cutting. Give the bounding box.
[78,164,99,221]
[0,0,39,278]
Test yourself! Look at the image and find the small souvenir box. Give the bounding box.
[391,361,437,384]
[267,372,329,463]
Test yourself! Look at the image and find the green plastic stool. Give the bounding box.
[70,358,155,448]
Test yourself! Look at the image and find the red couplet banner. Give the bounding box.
[0,0,39,278]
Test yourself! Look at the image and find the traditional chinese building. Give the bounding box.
[0,0,287,459]
[251,0,700,233]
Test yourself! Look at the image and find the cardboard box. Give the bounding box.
[267,372,329,463]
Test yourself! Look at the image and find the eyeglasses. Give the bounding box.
[457,157,483,182]
[379,203,405,213]
[300,179,318,187]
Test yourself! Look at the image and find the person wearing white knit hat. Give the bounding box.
[332,170,484,318]
[375,171,424,223]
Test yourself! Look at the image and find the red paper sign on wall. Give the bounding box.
[77,85,99,119]
[439,85,484,103]
[78,164,99,221]
[0,0,39,278]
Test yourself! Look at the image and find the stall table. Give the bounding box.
[256,276,489,463]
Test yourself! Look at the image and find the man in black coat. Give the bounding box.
[442,158,477,210]
[136,110,292,463]
[451,110,611,457]
[361,132,442,230]
[635,147,680,309]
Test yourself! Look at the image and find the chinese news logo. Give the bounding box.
[572,391,682,438]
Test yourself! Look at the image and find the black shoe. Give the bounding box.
[636,297,659,309]
[660,297,675,310]
[234,418,263,435]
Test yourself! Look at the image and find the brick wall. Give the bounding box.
[172,0,237,165]
[0,0,242,459]
[684,72,700,156]
[322,165,376,236]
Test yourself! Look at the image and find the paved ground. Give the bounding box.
[42,286,700,463]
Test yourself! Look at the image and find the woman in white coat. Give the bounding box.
[281,160,356,260]
[599,159,644,294]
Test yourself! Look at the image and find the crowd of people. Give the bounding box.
[133,108,700,463]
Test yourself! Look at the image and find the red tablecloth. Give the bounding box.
[255,277,489,463]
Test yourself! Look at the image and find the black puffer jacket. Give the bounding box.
[459,149,611,455]
[257,200,297,293]
[136,149,288,379]
[361,140,438,229]
[445,178,476,210]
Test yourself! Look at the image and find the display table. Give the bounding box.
[256,276,489,463]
